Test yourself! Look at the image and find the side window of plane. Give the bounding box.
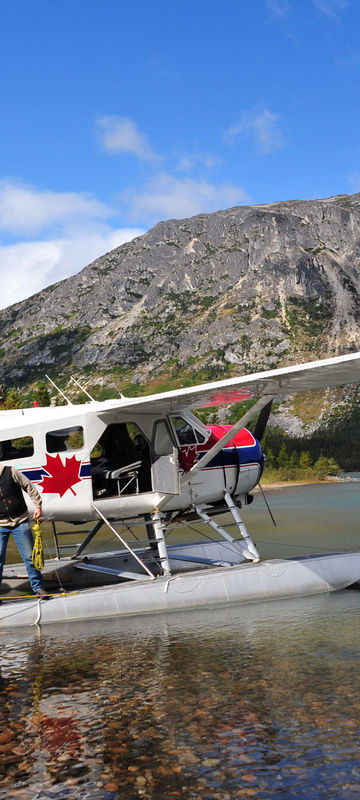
[153,420,174,455]
[0,436,34,460]
[46,426,84,453]
[171,416,197,445]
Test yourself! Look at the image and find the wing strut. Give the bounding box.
[183,394,274,481]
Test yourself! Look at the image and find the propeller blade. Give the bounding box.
[253,399,273,441]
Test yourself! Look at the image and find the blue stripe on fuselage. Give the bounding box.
[21,461,91,483]
[198,442,264,469]
[22,467,48,482]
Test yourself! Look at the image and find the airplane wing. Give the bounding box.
[101,352,360,416]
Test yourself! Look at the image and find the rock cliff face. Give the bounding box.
[1,193,360,404]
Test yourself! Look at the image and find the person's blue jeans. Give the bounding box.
[0,521,43,593]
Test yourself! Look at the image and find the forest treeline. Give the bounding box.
[261,428,340,482]
[260,404,360,477]
[0,384,51,410]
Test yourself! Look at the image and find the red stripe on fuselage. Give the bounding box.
[202,425,256,451]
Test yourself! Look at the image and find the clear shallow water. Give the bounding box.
[0,482,359,799]
[241,480,360,559]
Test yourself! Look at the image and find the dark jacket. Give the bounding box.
[0,465,42,526]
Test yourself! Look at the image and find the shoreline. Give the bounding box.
[257,475,360,491]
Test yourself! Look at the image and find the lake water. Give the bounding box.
[0,481,359,799]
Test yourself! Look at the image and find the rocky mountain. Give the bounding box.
[1,192,360,428]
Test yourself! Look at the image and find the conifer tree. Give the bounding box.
[1,388,23,409]
[278,442,288,468]
[33,382,51,407]
[299,450,312,469]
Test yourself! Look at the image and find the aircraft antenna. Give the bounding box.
[45,374,72,405]
[111,383,125,399]
[70,376,95,401]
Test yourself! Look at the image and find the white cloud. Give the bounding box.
[224,109,284,154]
[176,152,221,173]
[0,180,109,236]
[312,0,348,16]
[0,181,145,309]
[98,116,158,161]
[266,0,290,17]
[126,173,249,223]
[0,241,62,309]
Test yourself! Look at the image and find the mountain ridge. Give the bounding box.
[1,192,360,424]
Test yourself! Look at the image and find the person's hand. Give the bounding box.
[33,506,42,520]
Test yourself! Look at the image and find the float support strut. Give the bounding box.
[152,509,171,576]
[194,499,260,563]
[223,491,260,562]
[92,504,155,579]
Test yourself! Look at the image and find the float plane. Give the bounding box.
[0,352,360,627]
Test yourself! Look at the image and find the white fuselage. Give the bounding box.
[0,401,262,521]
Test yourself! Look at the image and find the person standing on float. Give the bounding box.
[0,464,45,596]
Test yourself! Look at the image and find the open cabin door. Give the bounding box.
[151,420,180,495]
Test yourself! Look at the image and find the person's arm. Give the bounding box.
[11,467,42,517]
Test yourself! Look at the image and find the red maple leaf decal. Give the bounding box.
[40,453,82,497]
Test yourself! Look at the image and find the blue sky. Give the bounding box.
[1,0,359,308]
